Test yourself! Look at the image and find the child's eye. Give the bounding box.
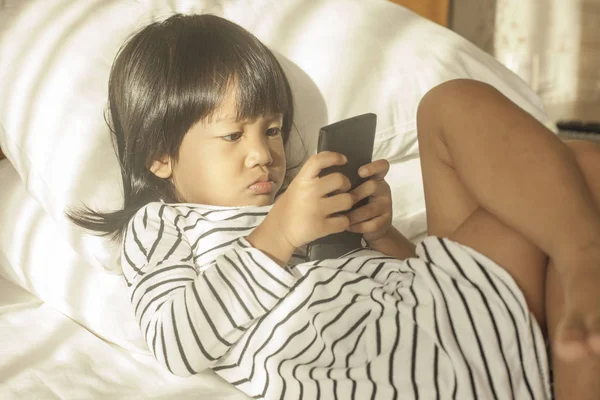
[266,127,282,137]
[222,132,243,142]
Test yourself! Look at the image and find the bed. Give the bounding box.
[0,0,550,398]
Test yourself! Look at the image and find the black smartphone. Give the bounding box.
[307,113,377,261]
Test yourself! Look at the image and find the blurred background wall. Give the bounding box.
[451,0,600,122]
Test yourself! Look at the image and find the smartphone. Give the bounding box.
[307,113,377,261]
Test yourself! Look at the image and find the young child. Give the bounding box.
[71,13,600,400]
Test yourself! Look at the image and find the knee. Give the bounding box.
[418,79,497,117]
[416,79,499,142]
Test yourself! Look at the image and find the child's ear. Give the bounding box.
[150,156,173,179]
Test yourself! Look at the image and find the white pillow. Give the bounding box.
[0,0,549,273]
[0,159,146,351]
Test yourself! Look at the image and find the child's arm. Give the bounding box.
[122,203,295,377]
[246,215,297,266]
[367,226,417,260]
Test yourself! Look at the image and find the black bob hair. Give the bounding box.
[68,14,296,241]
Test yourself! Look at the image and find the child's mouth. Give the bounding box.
[248,181,274,194]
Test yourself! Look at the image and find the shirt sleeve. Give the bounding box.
[121,203,296,376]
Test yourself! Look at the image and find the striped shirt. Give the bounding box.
[122,202,551,399]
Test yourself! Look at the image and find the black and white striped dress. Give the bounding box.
[122,202,551,399]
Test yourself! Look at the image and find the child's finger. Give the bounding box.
[317,172,352,196]
[346,202,383,225]
[325,214,352,236]
[302,151,347,179]
[322,192,356,215]
[358,159,390,180]
[350,180,379,204]
[348,214,390,234]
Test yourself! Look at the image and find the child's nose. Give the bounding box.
[245,137,273,167]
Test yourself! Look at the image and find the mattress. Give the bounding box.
[0,276,252,399]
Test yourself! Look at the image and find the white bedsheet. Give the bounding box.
[0,161,247,398]
[0,276,250,399]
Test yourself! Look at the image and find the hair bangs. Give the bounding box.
[166,15,292,134]
[230,44,292,124]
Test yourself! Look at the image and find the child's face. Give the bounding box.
[151,88,286,207]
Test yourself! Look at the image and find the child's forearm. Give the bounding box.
[367,226,417,260]
[247,216,297,267]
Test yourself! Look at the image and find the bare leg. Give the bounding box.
[417,79,600,356]
[416,79,600,397]
[547,141,600,399]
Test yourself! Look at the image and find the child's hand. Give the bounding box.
[346,159,393,243]
[269,151,357,248]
